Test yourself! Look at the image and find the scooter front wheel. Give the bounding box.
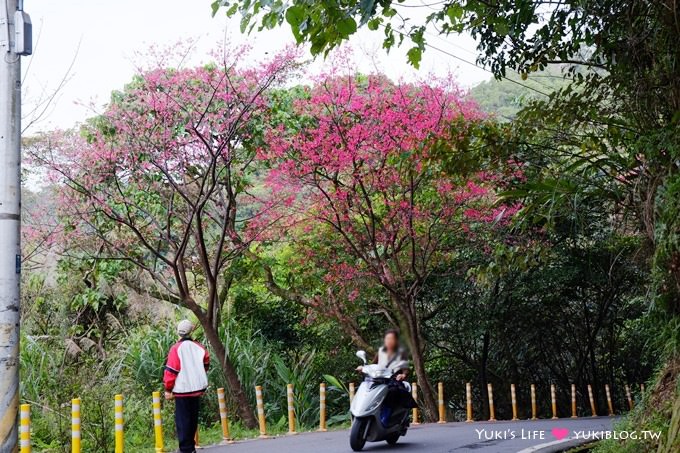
[350,417,369,451]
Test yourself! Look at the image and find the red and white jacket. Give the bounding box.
[163,338,210,397]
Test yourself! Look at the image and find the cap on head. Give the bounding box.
[177,319,194,337]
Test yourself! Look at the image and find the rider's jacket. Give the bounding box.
[163,338,210,397]
[376,346,408,369]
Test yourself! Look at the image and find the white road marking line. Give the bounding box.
[516,437,576,453]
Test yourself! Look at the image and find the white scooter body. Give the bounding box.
[349,351,412,451]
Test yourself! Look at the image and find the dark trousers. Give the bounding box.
[175,396,200,453]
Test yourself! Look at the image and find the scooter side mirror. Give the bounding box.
[356,350,368,364]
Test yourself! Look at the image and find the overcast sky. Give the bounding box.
[22,0,490,133]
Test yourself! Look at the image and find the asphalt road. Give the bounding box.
[203,417,616,453]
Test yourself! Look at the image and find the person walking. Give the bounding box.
[163,320,210,453]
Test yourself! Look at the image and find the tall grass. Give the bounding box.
[20,319,346,451]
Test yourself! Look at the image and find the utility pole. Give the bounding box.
[0,0,30,451]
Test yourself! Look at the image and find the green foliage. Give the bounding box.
[422,220,651,419]
[271,353,319,426]
[27,2,680,439]
[592,354,680,453]
[653,172,680,313]
[470,69,568,121]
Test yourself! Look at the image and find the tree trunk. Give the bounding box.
[199,316,258,429]
[403,312,438,420]
[410,340,438,420]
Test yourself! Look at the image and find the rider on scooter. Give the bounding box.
[357,329,413,425]
[363,329,409,382]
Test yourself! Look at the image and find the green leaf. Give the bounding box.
[383,7,397,18]
[240,13,252,33]
[323,374,347,393]
[337,17,357,37]
[367,18,380,31]
[407,46,422,68]
[285,5,305,26]
[495,19,509,36]
[211,1,221,17]
[446,4,464,22]
[285,5,306,41]
[226,3,239,16]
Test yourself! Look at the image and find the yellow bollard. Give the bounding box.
[625,384,634,411]
[551,384,558,419]
[571,384,577,418]
[510,384,518,421]
[530,384,537,420]
[217,388,232,442]
[487,383,496,421]
[640,383,645,394]
[72,398,81,453]
[151,392,164,453]
[587,385,597,417]
[194,430,199,448]
[411,382,420,425]
[605,385,614,416]
[255,385,268,438]
[19,404,31,453]
[114,394,124,453]
[437,382,446,423]
[465,383,473,422]
[349,383,355,404]
[286,384,297,435]
[319,383,327,432]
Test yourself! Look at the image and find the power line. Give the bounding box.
[422,41,551,97]
[422,28,560,94]
[384,24,552,97]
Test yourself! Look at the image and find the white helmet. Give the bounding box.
[177,319,194,337]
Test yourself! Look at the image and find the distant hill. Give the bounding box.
[469,69,568,121]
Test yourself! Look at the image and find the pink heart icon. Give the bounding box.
[551,428,570,440]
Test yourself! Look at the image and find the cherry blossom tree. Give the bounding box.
[256,73,519,418]
[31,48,299,428]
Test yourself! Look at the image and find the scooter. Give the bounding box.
[349,350,413,451]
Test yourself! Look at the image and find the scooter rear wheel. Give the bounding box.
[350,417,368,451]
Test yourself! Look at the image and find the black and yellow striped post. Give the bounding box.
[487,384,496,421]
[625,384,634,411]
[217,388,232,442]
[19,404,30,453]
[286,384,297,435]
[72,398,81,453]
[465,383,473,422]
[349,383,355,405]
[411,382,420,425]
[510,384,518,421]
[530,384,537,420]
[319,383,327,432]
[114,394,124,453]
[437,382,446,423]
[255,386,268,438]
[151,392,164,453]
[605,385,614,416]
[550,384,558,419]
[587,385,597,417]
[571,384,577,418]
